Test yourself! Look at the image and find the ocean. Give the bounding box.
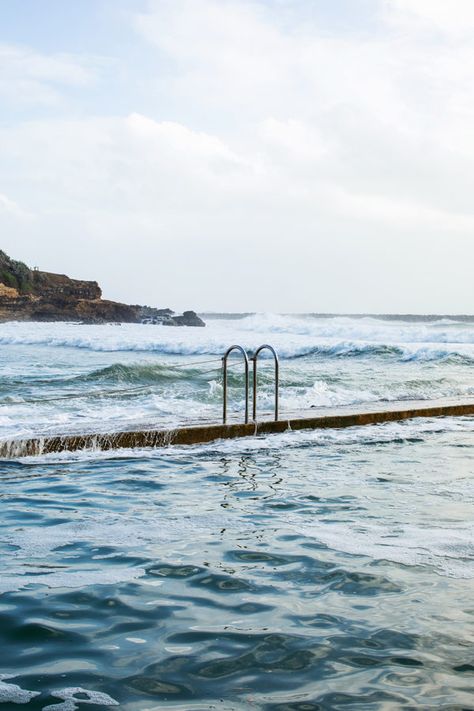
[0,314,473,709]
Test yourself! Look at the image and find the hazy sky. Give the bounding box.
[1,0,473,313]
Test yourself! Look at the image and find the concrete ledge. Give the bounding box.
[2,399,474,458]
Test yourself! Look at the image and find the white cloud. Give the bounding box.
[0,43,102,106]
[133,0,474,161]
[384,0,474,36]
[135,0,406,127]
[1,107,473,312]
[1,1,474,311]
[260,118,328,163]
[0,192,31,220]
[0,193,19,214]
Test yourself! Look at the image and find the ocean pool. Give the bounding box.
[1,419,474,709]
[1,315,474,708]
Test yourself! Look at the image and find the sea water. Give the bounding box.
[0,314,473,709]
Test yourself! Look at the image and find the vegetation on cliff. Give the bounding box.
[0,250,34,294]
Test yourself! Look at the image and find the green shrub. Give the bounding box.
[0,270,17,288]
[0,250,33,293]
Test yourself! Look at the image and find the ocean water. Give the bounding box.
[0,314,474,709]
[2,313,474,441]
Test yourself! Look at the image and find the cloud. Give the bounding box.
[384,0,474,36]
[1,107,473,312]
[0,192,31,220]
[0,43,102,106]
[1,1,474,311]
[0,193,20,214]
[131,0,474,214]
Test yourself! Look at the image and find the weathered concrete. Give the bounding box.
[1,398,473,459]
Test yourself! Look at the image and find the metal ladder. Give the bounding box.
[222,344,279,424]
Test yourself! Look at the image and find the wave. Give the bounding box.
[79,362,215,384]
[2,367,472,444]
[288,343,403,359]
[3,316,474,370]
[0,334,218,354]
[2,331,474,364]
[280,378,474,411]
[293,345,474,364]
[233,312,474,343]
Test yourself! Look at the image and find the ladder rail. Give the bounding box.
[222,344,250,424]
[252,344,279,422]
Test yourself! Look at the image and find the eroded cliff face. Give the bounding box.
[0,251,205,326]
[30,270,102,301]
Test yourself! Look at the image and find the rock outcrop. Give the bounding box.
[0,250,205,326]
[172,310,207,327]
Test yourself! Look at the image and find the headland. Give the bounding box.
[0,250,205,326]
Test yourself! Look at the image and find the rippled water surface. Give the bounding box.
[1,315,474,708]
[1,420,474,709]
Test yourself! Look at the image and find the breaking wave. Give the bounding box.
[2,316,474,441]
[232,312,474,340]
[1,334,473,364]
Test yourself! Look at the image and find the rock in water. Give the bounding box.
[172,310,206,327]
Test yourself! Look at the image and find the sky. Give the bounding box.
[1,0,474,313]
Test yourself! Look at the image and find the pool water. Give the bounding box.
[1,417,473,709]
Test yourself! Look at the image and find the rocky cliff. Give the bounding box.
[0,251,205,326]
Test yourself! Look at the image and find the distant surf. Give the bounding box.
[1,314,474,440]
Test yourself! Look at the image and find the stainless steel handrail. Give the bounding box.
[222,345,250,424]
[251,344,279,422]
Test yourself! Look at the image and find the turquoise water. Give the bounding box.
[1,315,474,708]
[1,420,474,709]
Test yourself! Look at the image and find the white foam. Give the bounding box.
[1,419,474,591]
[0,514,238,594]
[289,518,474,579]
[0,675,40,704]
[0,566,146,596]
[13,415,473,464]
[2,317,474,440]
[2,317,474,359]
[43,687,119,709]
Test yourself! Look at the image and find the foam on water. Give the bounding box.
[6,415,472,464]
[43,688,119,709]
[2,317,474,360]
[293,519,474,580]
[0,508,240,593]
[2,316,474,709]
[2,315,474,441]
[2,418,473,588]
[0,346,473,711]
[0,675,41,704]
[0,677,118,709]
